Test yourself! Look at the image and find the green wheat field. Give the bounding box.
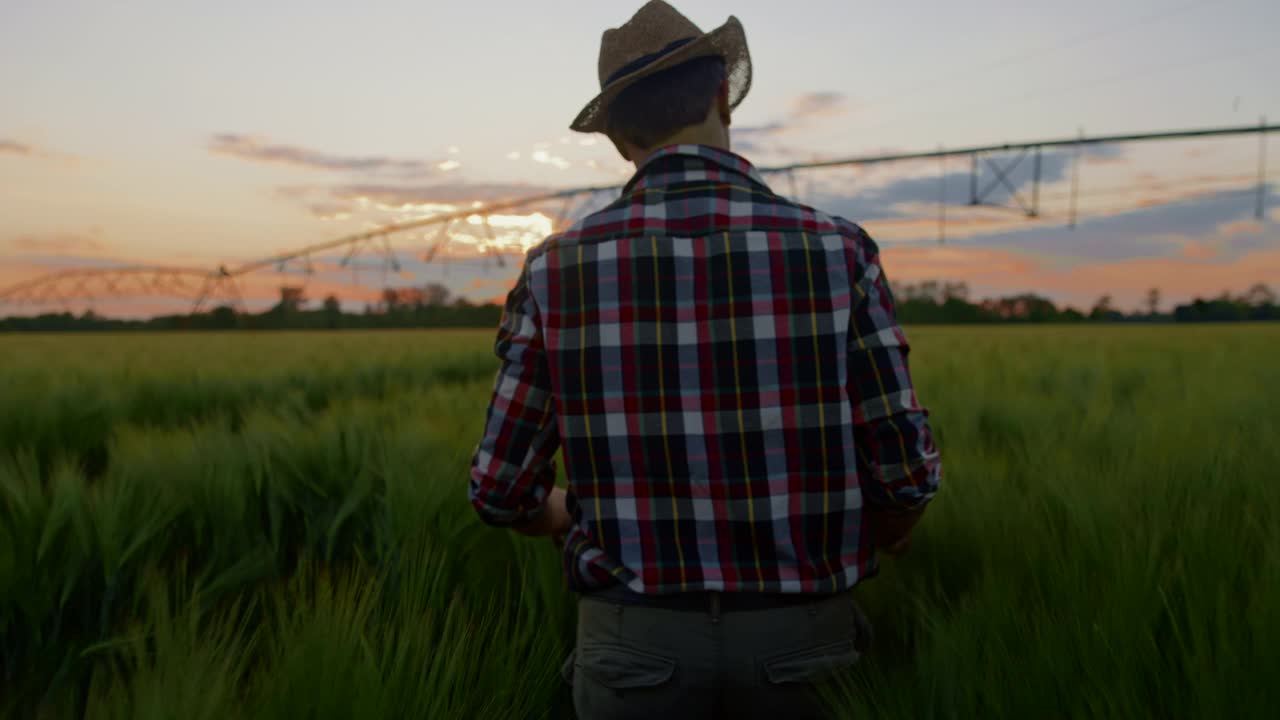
[2,326,1277,719]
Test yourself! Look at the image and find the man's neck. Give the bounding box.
[661,126,728,150]
[632,126,729,165]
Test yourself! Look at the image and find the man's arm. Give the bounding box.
[469,260,565,534]
[842,224,942,552]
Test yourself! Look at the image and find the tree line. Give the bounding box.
[892,281,1278,325]
[2,281,1277,332]
[0,284,502,332]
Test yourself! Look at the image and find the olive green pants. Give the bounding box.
[563,592,871,720]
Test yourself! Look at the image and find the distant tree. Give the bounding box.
[1090,294,1115,321]
[1020,295,1063,322]
[1243,283,1276,308]
[1145,288,1161,316]
[277,286,306,313]
[381,288,402,313]
[1173,295,1251,322]
[322,295,342,329]
[979,294,1062,322]
[209,305,237,329]
[381,286,443,311]
[423,283,451,307]
[943,281,970,302]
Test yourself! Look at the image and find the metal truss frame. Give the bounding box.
[2,122,1272,313]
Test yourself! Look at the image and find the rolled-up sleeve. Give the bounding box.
[842,225,941,509]
[469,259,560,527]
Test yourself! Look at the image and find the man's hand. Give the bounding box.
[867,504,926,557]
[512,486,573,539]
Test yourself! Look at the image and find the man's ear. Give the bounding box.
[717,80,732,126]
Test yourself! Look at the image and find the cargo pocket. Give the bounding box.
[573,644,680,720]
[576,643,676,689]
[763,639,859,685]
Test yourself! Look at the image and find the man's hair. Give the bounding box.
[606,55,727,150]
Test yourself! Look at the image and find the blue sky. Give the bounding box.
[2,0,1278,314]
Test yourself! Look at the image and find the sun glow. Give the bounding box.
[338,193,557,263]
[441,212,553,256]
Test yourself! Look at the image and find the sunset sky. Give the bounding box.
[2,0,1278,316]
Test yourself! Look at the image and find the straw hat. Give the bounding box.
[570,1,751,134]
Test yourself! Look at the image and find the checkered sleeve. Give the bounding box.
[841,222,941,510]
[468,258,560,527]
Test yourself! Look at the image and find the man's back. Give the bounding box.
[470,4,939,716]
[472,144,940,594]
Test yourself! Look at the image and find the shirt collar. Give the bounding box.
[623,144,773,194]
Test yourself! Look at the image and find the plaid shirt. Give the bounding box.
[470,145,940,595]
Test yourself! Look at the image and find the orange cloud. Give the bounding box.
[1218,219,1264,237]
[0,261,47,290]
[8,232,108,254]
[209,134,441,177]
[0,139,81,165]
[0,140,34,156]
[1034,249,1280,309]
[325,182,552,207]
[1082,153,1129,167]
[0,257,393,318]
[866,208,1026,242]
[466,276,517,292]
[787,92,852,121]
[1179,241,1217,261]
[882,246,1039,282]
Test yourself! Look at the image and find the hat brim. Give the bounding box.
[570,16,751,134]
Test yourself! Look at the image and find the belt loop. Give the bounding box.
[709,592,721,624]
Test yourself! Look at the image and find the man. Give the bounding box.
[469,2,941,718]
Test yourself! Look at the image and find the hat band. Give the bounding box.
[602,36,696,87]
